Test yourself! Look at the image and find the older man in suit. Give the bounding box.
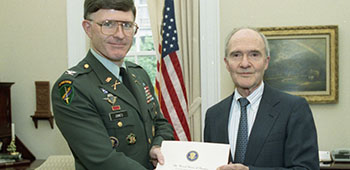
[204,28,319,170]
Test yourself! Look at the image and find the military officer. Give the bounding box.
[51,0,174,169]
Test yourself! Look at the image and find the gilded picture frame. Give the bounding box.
[259,25,338,104]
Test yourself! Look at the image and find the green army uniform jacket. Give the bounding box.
[52,51,174,170]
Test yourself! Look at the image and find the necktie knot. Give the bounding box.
[119,67,128,83]
[120,67,126,77]
[238,98,249,107]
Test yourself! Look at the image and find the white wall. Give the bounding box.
[219,0,350,151]
[0,0,71,159]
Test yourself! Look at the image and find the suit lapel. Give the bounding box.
[84,52,141,113]
[221,95,234,162]
[244,84,281,164]
[218,95,233,144]
[123,62,149,120]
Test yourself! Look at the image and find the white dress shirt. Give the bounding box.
[228,82,264,160]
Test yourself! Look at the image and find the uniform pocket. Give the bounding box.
[101,111,136,134]
[102,113,139,153]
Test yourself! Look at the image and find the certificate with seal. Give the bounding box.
[156,141,230,170]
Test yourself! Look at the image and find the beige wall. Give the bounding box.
[0,0,70,159]
[220,0,350,151]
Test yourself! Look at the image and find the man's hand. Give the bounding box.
[217,163,249,170]
[149,145,164,168]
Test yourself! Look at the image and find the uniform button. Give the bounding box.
[155,111,158,115]
[84,64,89,69]
[148,138,152,144]
[117,121,123,127]
[152,125,155,137]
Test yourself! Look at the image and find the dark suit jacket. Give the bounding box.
[52,51,174,170]
[204,84,319,170]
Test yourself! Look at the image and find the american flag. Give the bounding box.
[155,0,191,141]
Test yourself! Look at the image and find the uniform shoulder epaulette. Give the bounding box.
[62,62,92,78]
[56,62,92,105]
[125,61,142,69]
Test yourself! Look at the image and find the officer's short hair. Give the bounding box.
[84,0,136,20]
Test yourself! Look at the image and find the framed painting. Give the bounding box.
[259,25,338,103]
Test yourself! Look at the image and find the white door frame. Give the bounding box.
[199,0,221,140]
[66,0,87,68]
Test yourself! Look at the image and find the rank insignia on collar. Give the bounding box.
[126,133,136,145]
[64,70,77,76]
[105,77,112,83]
[58,80,74,105]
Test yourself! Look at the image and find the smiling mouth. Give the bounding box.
[109,42,125,47]
[239,72,252,74]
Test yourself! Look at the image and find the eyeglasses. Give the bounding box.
[88,19,138,36]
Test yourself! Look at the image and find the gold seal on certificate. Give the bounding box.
[156,141,230,170]
[186,151,199,161]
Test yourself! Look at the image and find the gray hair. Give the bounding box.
[224,27,270,58]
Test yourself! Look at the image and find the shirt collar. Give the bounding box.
[90,49,126,78]
[233,81,265,105]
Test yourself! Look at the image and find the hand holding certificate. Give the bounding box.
[156,141,230,170]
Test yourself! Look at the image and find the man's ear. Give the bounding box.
[82,20,92,38]
[224,57,230,71]
[264,55,270,70]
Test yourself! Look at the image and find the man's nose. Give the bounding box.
[113,25,125,38]
[239,55,251,67]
